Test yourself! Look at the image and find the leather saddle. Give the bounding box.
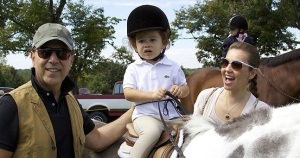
[124,123,181,158]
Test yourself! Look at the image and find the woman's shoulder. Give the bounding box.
[199,87,222,98]
[256,100,270,109]
[205,87,222,92]
[248,94,270,110]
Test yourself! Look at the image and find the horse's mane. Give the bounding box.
[260,48,300,67]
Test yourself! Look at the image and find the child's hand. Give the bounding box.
[182,115,190,121]
[170,85,182,97]
[152,88,167,100]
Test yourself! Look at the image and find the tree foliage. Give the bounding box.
[81,59,126,94]
[63,1,123,93]
[0,64,26,88]
[0,0,130,93]
[172,0,299,67]
[111,46,135,66]
[77,46,134,94]
[0,0,63,56]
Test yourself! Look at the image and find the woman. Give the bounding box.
[193,42,269,124]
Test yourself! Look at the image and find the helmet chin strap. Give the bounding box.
[138,48,166,61]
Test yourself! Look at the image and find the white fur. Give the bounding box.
[170,129,185,158]
[183,103,300,158]
[183,115,215,138]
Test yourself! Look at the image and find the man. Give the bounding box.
[0,23,133,158]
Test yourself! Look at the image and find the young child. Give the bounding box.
[123,4,189,158]
[221,15,255,57]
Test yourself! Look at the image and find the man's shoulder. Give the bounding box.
[0,94,16,106]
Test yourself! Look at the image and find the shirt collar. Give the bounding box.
[30,68,75,96]
[135,55,172,66]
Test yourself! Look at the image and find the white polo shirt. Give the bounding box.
[123,56,187,120]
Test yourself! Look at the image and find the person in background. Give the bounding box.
[221,15,255,58]
[194,42,269,125]
[123,5,189,158]
[0,23,133,158]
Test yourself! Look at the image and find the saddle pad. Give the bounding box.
[118,128,185,158]
[125,124,180,148]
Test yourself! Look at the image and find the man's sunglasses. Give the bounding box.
[37,48,72,60]
[220,58,254,71]
[229,27,237,31]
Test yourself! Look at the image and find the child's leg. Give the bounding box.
[130,116,164,158]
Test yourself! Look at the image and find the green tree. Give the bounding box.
[17,69,31,82]
[78,46,134,94]
[0,64,25,88]
[78,59,126,94]
[172,0,299,67]
[0,0,65,56]
[0,0,122,94]
[63,1,122,93]
[111,46,135,66]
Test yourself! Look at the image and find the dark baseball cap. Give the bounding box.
[32,23,73,50]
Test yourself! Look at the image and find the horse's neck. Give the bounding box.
[184,115,215,138]
[260,58,300,75]
[258,62,300,106]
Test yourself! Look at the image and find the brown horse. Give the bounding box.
[181,48,300,114]
[180,67,223,113]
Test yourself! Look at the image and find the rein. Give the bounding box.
[136,91,189,158]
[158,91,188,158]
[258,69,300,102]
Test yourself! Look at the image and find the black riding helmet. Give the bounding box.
[127,5,171,61]
[127,5,171,37]
[228,15,248,30]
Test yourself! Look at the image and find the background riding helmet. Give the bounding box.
[127,5,171,37]
[228,15,248,30]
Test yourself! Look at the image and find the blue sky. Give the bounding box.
[6,0,300,69]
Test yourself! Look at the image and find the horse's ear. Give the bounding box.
[249,68,258,80]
